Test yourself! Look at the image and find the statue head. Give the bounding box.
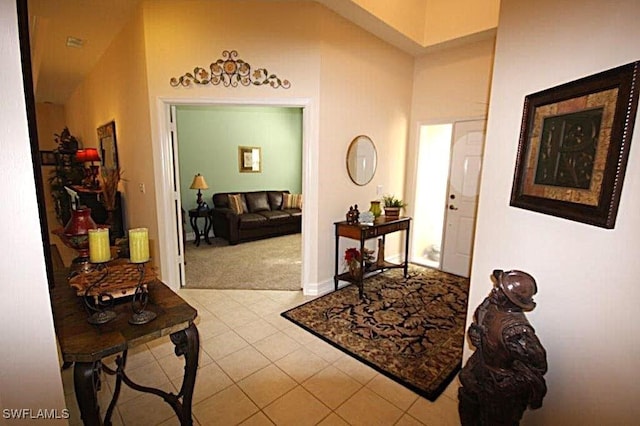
[492,269,537,311]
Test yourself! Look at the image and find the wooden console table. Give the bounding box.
[334,216,411,298]
[50,269,199,425]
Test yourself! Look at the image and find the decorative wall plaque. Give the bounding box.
[170,50,290,89]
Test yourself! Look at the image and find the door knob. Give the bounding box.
[449,205,458,210]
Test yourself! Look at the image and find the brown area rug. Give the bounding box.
[281,266,470,401]
[184,233,301,290]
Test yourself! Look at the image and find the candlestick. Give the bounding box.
[88,228,110,263]
[129,228,150,263]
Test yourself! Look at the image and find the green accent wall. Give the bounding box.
[176,105,303,210]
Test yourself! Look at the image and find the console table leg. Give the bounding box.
[74,361,102,426]
[170,322,200,425]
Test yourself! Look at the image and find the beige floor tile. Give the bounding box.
[442,375,461,401]
[407,395,460,426]
[193,384,259,425]
[239,411,276,425]
[262,311,295,330]
[274,347,329,383]
[263,386,330,426]
[305,338,344,363]
[316,413,350,426]
[235,318,280,343]
[302,365,362,409]
[123,359,170,389]
[332,354,378,385]
[117,382,178,426]
[217,345,271,382]
[279,322,318,344]
[395,414,426,425]
[218,305,262,329]
[253,331,302,362]
[366,374,419,411]
[174,361,233,404]
[238,364,297,408]
[246,297,288,317]
[201,329,248,360]
[336,387,403,426]
[196,316,231,340]
[146,336,175,360]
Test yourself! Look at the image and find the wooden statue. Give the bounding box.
[458,269,547,426]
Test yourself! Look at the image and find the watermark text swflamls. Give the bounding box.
[2,408,70,420]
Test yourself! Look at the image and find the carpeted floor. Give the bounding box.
[184,233,302,290]
[281,266,470,401]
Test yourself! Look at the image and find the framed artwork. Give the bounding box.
[97,121,118,170]
[510,60,640,229]
[40,150,56,166]
[238,146,261,173]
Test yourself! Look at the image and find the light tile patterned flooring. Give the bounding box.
[61,288,461,425]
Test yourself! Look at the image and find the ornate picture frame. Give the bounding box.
[238,146,261,173]
[510,61,640,229]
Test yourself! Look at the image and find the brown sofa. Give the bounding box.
[211,190,301,245]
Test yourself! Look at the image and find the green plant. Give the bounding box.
[48,127,85,226]
[382,194,407,208]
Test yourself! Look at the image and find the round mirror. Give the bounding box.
[346,135,377,186]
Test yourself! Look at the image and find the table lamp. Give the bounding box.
[189,173,208,208]
[84,148,101,189]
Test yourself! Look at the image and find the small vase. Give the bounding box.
[369,201,382,218]
[348,263,361,279]
[384,207,401,219]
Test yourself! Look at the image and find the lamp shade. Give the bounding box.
[190,174,208,190]
[84,148,101,162]
[75,149,87,162]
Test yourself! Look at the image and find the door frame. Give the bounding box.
[153,97,317,292]
[408,116,486,272]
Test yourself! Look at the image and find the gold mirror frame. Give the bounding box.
[346,135,377,186]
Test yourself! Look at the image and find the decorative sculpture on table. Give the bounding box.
[458,269,547,426]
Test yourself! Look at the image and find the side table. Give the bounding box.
[189,208,212,246]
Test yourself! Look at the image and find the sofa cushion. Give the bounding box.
[228,194,245,215]
[268,191,286,210]
[245,191,271,212]
[259,210,291,221]
[283,193,303,209]
[283,208,302,217]
[238,213,269,229]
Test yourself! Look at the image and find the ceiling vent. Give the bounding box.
[66,36,84,48]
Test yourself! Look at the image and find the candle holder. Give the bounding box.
[82,262,117,325]
[129,261,156,325]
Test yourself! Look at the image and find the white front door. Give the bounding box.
[441,120,486,277]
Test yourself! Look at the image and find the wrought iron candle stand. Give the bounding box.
[129,261,156,325]
[82,263,117,325]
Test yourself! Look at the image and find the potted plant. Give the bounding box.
[382,194,407,219]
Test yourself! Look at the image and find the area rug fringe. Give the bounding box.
[281,266,470,401]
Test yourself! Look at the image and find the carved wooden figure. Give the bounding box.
[458,269,547,426]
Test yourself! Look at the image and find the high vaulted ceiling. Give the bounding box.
[27,0,498,105]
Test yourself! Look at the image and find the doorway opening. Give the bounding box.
[411,124,453,269]
[411,119,486,278]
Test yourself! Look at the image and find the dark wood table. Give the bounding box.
[50,269,199,425]
[189,207,212,246]
[334,216,411,298]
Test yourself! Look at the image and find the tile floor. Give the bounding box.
[61,288,461,425]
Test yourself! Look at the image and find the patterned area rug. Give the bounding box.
[281,266,470,401]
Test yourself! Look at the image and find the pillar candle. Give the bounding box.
[88,228,110,263]
[129,228,150,263]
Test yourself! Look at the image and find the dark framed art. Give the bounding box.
[510,60,640,229]
[40,150,56,166]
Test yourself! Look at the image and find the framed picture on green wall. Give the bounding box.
[239,146,261,173]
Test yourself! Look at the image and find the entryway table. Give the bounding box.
[50,268,199,425]
[334,216,411,298]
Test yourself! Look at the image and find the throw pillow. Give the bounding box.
[228,194,244,215]
[283,193,303,209]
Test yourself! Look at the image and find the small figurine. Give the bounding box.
[346,205,360,224]
[458,269,547,426]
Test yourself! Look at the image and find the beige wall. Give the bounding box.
[471,0,640,423]
[424,0,500,46]
[405,35,495,222]
[0,0,66,418]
